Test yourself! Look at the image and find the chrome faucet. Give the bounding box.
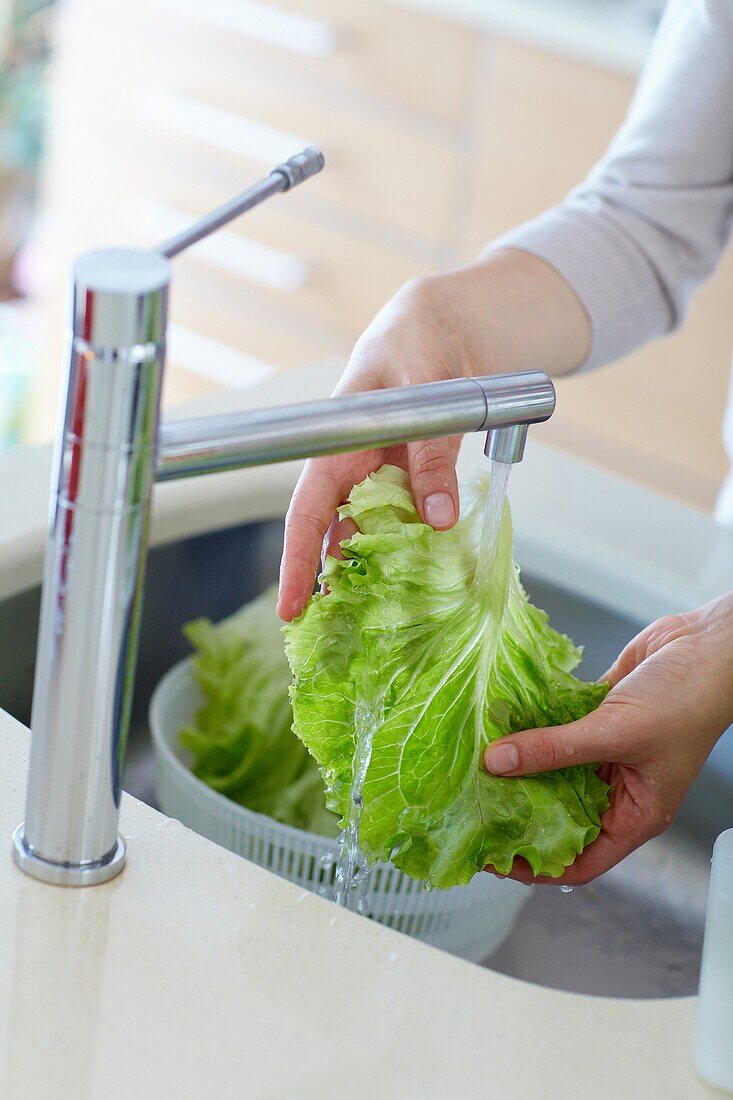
[11,149,555,887]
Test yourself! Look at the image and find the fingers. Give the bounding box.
[484,832,629,886]
[407,437,460,529]
[600,612,694,687]
[320,517,358,594]
[483,707,626,777]
[487,833,633,886]
[278,355,381,621]
[484,780,658,886]
[600,637,644,688]
[278,459,345,621]
[323,516,358,565]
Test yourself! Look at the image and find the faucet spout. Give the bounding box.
[484,423,529,465]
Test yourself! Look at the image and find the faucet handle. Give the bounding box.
[271,147,326,190]
[157,147,325,259]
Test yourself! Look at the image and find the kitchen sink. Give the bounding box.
[2,518,730,999]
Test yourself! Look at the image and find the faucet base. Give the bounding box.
[12,825,126,887]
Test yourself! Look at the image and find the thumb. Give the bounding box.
[483,709,621,777]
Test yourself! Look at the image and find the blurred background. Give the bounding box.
[2,0,731,512]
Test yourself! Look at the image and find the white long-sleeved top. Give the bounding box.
[493,0,733,522]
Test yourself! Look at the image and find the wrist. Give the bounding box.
[421,250,590,379]
[699,591,733,725]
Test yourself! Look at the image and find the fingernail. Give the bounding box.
[485,743,519,774]
[277,591,304,621]
[424,492,455,528]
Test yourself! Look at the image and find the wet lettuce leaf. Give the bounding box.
[180,586,338,837]
[284,465,609,887]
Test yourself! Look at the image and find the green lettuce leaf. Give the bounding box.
[180,586,338,837]
[284,465,610,887]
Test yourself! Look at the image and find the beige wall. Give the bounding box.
[32,0,732,510]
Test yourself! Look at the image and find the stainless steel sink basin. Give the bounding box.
[2,518,730,999]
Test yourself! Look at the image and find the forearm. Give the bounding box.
[492,0,733,372]
[414,248,590,380]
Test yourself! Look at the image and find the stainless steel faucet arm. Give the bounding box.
[12,149,556,887]
[156,373,555,481]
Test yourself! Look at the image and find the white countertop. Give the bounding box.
[0,710,714,1100]
[393,0,662,76]
[0,362,731,1097]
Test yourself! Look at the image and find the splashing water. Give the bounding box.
[319,850,335,871]
[332,695,385,911]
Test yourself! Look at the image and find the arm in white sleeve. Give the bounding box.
[492,0,733,370]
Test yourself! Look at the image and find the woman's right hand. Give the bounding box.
[276,251,590,621]
[276,276,470,621]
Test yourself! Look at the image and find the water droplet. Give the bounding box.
[317,885,329,897]
[559,885,574,894]
[423,881,433,893]
[356,896,369,916]
[319,850,335,870]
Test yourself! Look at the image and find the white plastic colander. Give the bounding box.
[149,658,529,963]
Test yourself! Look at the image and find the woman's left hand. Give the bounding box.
[483,592,733,885]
